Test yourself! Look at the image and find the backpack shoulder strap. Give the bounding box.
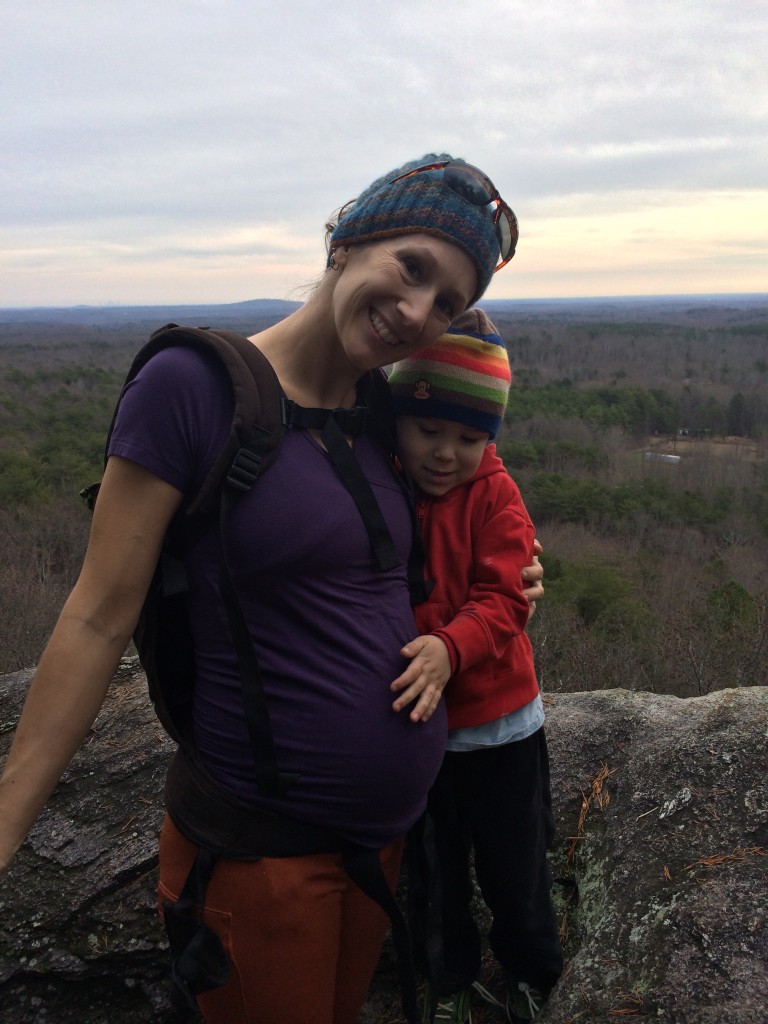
[146,325,295,798]
[94,323,293,797]
[356,367,433,605]
[91,323,285,522]
[143,323,285,522]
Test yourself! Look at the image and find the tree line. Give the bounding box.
[1,303,766,693]
[503,379,767,439]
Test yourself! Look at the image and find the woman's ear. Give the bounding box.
[333,244,351,269]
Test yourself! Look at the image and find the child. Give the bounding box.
[389,310,563,1024]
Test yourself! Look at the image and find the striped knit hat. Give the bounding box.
[388,308,511,439]
[330,154,502,304]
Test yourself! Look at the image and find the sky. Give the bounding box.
[2,0,767,308]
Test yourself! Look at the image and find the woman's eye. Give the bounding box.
[435,297,455,318]
[403,257,421,278]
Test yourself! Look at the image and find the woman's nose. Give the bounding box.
[396,291,433,332]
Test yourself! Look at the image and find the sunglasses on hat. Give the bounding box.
[389,160,519,272]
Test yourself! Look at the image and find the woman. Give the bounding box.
[0,155,535,1024]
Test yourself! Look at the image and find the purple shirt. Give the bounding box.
[109,345,446,847]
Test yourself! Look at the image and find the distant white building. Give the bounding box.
[644,452,681,464]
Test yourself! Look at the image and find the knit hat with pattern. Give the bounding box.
[388,308,511,439]
[329,154,502,304]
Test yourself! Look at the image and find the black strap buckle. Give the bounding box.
[330,404,367,437]
[164,848,230,1016]
[282,398,369,438]
[226,448,263,492]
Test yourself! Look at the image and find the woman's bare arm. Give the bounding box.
[0,457,182,873]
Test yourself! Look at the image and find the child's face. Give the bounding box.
[397,415,490,497]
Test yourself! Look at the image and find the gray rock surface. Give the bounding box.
[1,662,766,1023]
[0,662,176,1023]
[540,686,767,1024]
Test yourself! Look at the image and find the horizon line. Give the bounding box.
[2,290,767,313]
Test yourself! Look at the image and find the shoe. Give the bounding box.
[506,980,545,1022]
[422,984,472,1023]
[470,980,504,1009]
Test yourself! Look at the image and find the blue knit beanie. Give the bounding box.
[330,154,503,304]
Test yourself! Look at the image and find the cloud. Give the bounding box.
[2,0,767,304]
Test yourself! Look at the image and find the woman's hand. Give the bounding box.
[521,538,544,618]
[390,634,451,723]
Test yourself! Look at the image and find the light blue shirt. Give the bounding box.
[445,693,544,752]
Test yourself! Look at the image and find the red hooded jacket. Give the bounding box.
[414,445,540,730]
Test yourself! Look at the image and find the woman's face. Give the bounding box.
[330,234,477,373]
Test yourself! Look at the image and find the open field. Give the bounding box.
[644,434,765,461]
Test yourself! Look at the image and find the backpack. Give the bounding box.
[84,323,425,1022]
[85,321,419,794]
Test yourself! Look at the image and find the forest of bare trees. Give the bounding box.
[1,297,766,697]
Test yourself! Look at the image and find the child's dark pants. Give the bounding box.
[410,726,563,995]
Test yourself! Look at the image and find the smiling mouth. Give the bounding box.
[370,309,404,346]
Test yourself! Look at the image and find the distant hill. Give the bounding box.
[0,298,302,328]
[1,293,766,330]
[481,293,768,326]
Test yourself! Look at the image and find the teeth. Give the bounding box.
[370,310,400,345]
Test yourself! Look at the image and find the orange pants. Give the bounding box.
[158,816,403,1024]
